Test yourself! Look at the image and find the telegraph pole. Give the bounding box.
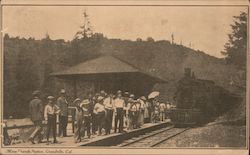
[171,33,174,44]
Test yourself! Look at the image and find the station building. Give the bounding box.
[51,55,166,99]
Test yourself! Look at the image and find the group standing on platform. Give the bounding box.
[28,89,173,144]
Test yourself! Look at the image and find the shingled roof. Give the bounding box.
[51,55,166,82]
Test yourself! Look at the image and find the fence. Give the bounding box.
[3,106,76,145]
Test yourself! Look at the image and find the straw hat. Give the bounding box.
[140,96,147,101]
[124,91,129,96]
[73,98,81,104]
[97,96,104,101]
[81,99,90,105]
[129,94,135,98]
[100,90,106,95]
[117,90,122,94]
[32,90,40,96]
[47,96,55,100]
[60,89,66,94]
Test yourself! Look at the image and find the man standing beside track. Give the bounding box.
[73,98,83,143]
[81,99,92,138]
[44,96,60,144]
[103,93,114,135]
[114,90,125,133]
[28,90,43,144]
[93,96,106,136]
[57,89,69,137]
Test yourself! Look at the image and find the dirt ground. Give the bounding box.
[156,123,246,148]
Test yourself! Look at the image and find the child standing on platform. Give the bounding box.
[44,96,60,145]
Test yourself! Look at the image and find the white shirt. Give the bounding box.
[103,97,114,110]
[166,104,171,109]
[159,103,166,112]
[44,104,60,120]
[130,103,138,112]
[94,103,105,114]
[114,98,125,109]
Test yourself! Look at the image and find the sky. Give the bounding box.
[2,6,247,58]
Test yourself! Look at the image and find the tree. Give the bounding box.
[74,10,93,39]
[4,33,10,40]
[221,12,247,69]
[136,38,143,42]
[147,37,154,42]
[15,45,40,117]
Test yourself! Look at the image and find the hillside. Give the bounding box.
[93,38,244,100]
[3,34,245,118]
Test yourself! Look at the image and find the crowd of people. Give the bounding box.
[28,89,173,145]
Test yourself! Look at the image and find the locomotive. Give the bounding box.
[169,68,240,127]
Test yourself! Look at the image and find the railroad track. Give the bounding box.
[117,126,190,147]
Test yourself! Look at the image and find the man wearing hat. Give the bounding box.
[44,96,60,144]
[126,94,135,130]
[87,93,96,135]
[159,102,166,122]
[91,93,100,135]
[100,90,106,98]
[114,90,125,133]
[81,99,91,138]
[130,99,138,129]
[93,96,106,136]
[143,97,150,123]
[123,91,130,106]
[73,98,83,143]
[138,96,146,126]
[103,93,114,135]
[28,90,43,144]
[123,92,130,128]
[57,89,69,137]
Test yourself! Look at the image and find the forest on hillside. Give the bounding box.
[3,12,246,119]
[3,33,245,118]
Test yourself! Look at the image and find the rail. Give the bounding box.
[118,127,190,147]
[119,125,175,147]
[150,127,190,147]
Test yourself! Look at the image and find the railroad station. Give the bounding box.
[51,55,166,98]
[2,5,247,149]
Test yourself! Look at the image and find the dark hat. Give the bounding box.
[32,90,41,96]
[47,96,55,100]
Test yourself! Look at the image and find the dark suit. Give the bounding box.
[74,107,83,142]
[57,96,68,137]
[29,97,43,141]
[89,99,97,134]
[82,104,91,138]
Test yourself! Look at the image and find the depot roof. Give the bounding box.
[51,55,166,83]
